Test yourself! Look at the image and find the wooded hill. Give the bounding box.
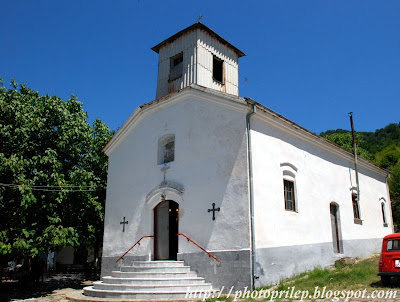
[320,122,400,229]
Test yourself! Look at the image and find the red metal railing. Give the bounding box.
[116,235,154,263]
[116,233,220,263]
[177,233,220,262]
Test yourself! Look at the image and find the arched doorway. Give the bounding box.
[154,200,179,260]
[330,203,342,254]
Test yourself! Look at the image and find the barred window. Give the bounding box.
[284,179,296,211]
[281,162,298,212]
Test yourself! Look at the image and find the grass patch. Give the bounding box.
[199,257,399,301]
[273,256,382,292]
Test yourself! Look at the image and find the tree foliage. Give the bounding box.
[390,162,400,229]
[322,132,373,161]
[0,80,113,262]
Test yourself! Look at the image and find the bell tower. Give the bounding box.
[152,23,245,99]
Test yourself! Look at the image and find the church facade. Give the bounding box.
[101,23,393,289]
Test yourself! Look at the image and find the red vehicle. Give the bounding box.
[378,233,400,286]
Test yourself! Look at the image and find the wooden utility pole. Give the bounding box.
[349,112,360,201]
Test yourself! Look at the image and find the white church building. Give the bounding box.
[90,23,393,295]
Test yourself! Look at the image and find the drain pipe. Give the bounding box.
[246,98,257,290]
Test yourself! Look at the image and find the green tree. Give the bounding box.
[321,132,373,161]
[361,123,400,154]
[389,162,400,229]
[375,144,400,170]
[0,79,113,266]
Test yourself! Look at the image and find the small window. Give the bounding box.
[382,202,387,225]
[387,240,400,251]
[352,193,360,220]
[169,53,183,82]
[158,134,175,164]
[213,56,224,83]
[284,179,296,211]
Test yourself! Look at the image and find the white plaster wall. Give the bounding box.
[250,116,392,249]
[102,91,250,259]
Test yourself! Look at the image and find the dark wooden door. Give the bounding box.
[154,200,179,260]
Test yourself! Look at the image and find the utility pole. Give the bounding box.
[349,112,360,201]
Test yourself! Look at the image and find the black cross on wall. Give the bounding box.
[207,203,220,221]
[120,217,128,232]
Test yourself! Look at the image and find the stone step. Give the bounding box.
[91,280,213,292]
[130,260,185,267]
[111,271,198,279]
[102,276,205,285]
[83,286,219,300]
[120,265,191,273]
[84,260,218,300]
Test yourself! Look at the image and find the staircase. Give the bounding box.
[83,260,218,300]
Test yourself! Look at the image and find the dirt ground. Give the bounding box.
[0,273,93,302]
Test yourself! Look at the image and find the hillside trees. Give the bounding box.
[0,79,113,265]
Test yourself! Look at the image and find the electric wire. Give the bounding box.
[0,182,97,192]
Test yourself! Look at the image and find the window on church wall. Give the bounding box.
[284,179,296,211]
[281,163,298,212]
[352,193,361,220]
[381,199,388,227]
[169,53,183,82]
[382,203,387,224]
[158,134,175,165]
[213,56,224,84]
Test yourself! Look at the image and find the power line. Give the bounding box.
[0,182,97,192]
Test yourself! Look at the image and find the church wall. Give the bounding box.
[102,92,251,287]
[249,116,392,286]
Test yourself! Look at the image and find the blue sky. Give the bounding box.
[1,0,399,134]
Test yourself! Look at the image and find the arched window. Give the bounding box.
[280,163,298,212]
[330,202,343,254]
[380,198,388,227]
[352,193,360,220]
[158,134,175,165]
[350,187,361,222]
